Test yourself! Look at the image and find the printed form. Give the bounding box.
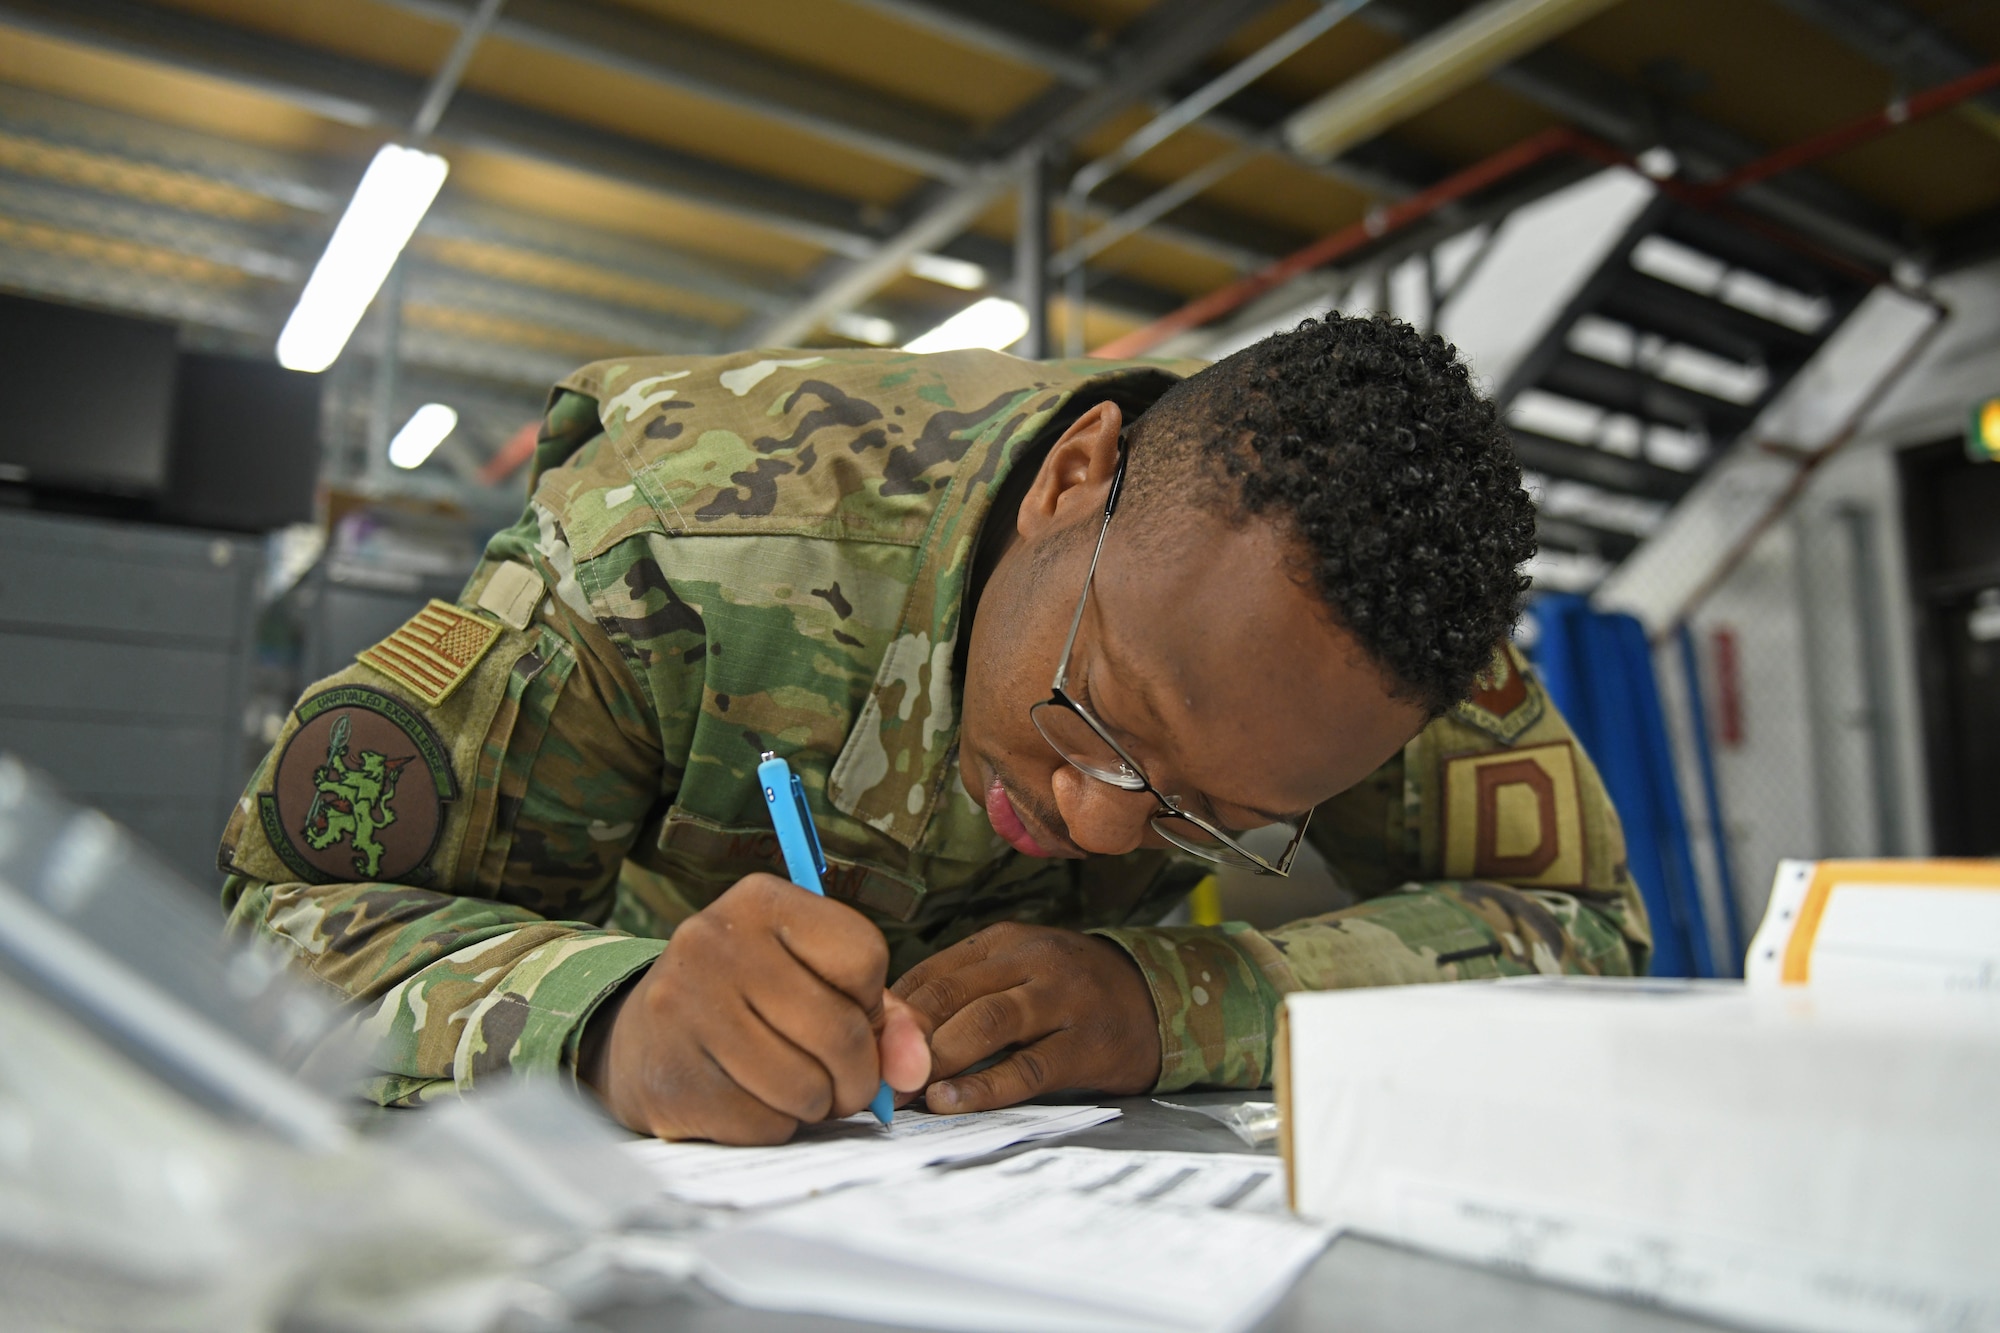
[624,1104,1120,1207]
[695,1147,1330,1333]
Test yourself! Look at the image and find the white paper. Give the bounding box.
[696,1147,1329,1333]
[624,1104,1119,1207]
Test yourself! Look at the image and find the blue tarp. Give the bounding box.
[1526,594,1717,978]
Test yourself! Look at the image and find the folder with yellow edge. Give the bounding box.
[1745,857,2000,992]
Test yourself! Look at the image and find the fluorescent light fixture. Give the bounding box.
[829,311,898,345]
[276,144,450,373]
[908,252,987,291]
[388,402,458,469]
[903,297,1030,354]
[1636,145,1679,180]
[1284,0,1622,161]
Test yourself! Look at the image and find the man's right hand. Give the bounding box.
[579,873,931,1144]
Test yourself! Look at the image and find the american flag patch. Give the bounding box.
[357,600,503,707]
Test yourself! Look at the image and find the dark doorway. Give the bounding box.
[1899,439,2000,855]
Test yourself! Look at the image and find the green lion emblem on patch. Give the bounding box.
[264,686,454,885]
[301,714,413,879]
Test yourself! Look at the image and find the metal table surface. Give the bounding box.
[592,1091,1727,1333]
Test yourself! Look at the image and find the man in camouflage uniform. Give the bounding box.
[221,316,1649,1144]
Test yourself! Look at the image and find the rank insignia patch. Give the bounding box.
[262,687,456,883]
[358,599,502,706]
[1451,644,1544,743]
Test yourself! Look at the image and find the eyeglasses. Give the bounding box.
[1027,436,1309,876]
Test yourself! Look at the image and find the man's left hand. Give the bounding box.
[891,923,1162,1112]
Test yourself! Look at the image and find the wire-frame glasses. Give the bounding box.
[1026,438,1309,875]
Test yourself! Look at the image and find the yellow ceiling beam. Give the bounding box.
[1283,0,1623,162]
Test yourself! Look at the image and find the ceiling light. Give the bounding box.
[388,403,458,469]
[276,144,450,373]
[829,311,898,345]
[1284,0,1622,161]
[908,253,988,291]
[1636,146,1679,180]
[903,297,1030,354]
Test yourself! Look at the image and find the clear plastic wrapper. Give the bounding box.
[1154,1098,1283,1149]
[0,757,700,1332]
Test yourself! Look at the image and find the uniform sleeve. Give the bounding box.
[1093,644,1653,1092]
[220,418,683,1106]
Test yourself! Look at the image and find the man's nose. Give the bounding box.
[1050,765,1155,855]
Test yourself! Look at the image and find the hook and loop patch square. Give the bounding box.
[358,599,503,706]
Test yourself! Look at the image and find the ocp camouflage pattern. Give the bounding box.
[219,348,1650,1106]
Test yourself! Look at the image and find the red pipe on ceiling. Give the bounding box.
[1089,61,2000,360]
[1692,60,2000,204]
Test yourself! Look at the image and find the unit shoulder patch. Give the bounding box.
[260,686,457,884]
[1441,740,1586,889]
[1450,644,1543,742]
[358,599,503,706]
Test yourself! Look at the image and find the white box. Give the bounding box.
[1277,978,2000,1333]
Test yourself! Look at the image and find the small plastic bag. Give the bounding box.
[1154,1099,1282,1149]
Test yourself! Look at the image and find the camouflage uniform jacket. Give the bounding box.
[220,348,1652,1106]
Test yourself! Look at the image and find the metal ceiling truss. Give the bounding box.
[0,168,306,283]
[843,0,1437,199]
[401,264,725,354]
[1766,0,2000,118]
[0,82,342,213]
[0,0,885,254]
[797,0,1915,343]
[750,0,1296,345]
[381,0,976,182]
[419,199,796,317]
[1768,0,2000,272]
[838,0,1107,88]
[0,243,279,335]
[0,83,786,302]
[0,0,1948,374]
[0,0,1300,315]
[845,0,1916,271]
[0,82,1192,368]
[1354,0,1914,267]
[0,98,746,382]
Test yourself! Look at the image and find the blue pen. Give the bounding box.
[758,750,897,1128]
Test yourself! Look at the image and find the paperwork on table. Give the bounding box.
[624,1104,1119,1207]
[696,1147,1328,1333]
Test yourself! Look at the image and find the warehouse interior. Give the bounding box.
[1,0,1997,961]
[3,0,2000,1328]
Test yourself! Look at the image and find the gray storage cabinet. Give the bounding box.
[0,509,260,898]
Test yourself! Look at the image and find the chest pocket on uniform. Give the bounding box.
[649,805,926,922]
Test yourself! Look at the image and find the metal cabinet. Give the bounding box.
[0,508,261,899]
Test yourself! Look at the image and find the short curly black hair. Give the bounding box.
[1122,312,1536,715]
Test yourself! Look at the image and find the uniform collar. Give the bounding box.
[826,360,1193,850]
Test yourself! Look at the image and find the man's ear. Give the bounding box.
[1018,400,1125,540]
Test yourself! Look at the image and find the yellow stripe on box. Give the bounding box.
[357,599,503,707]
